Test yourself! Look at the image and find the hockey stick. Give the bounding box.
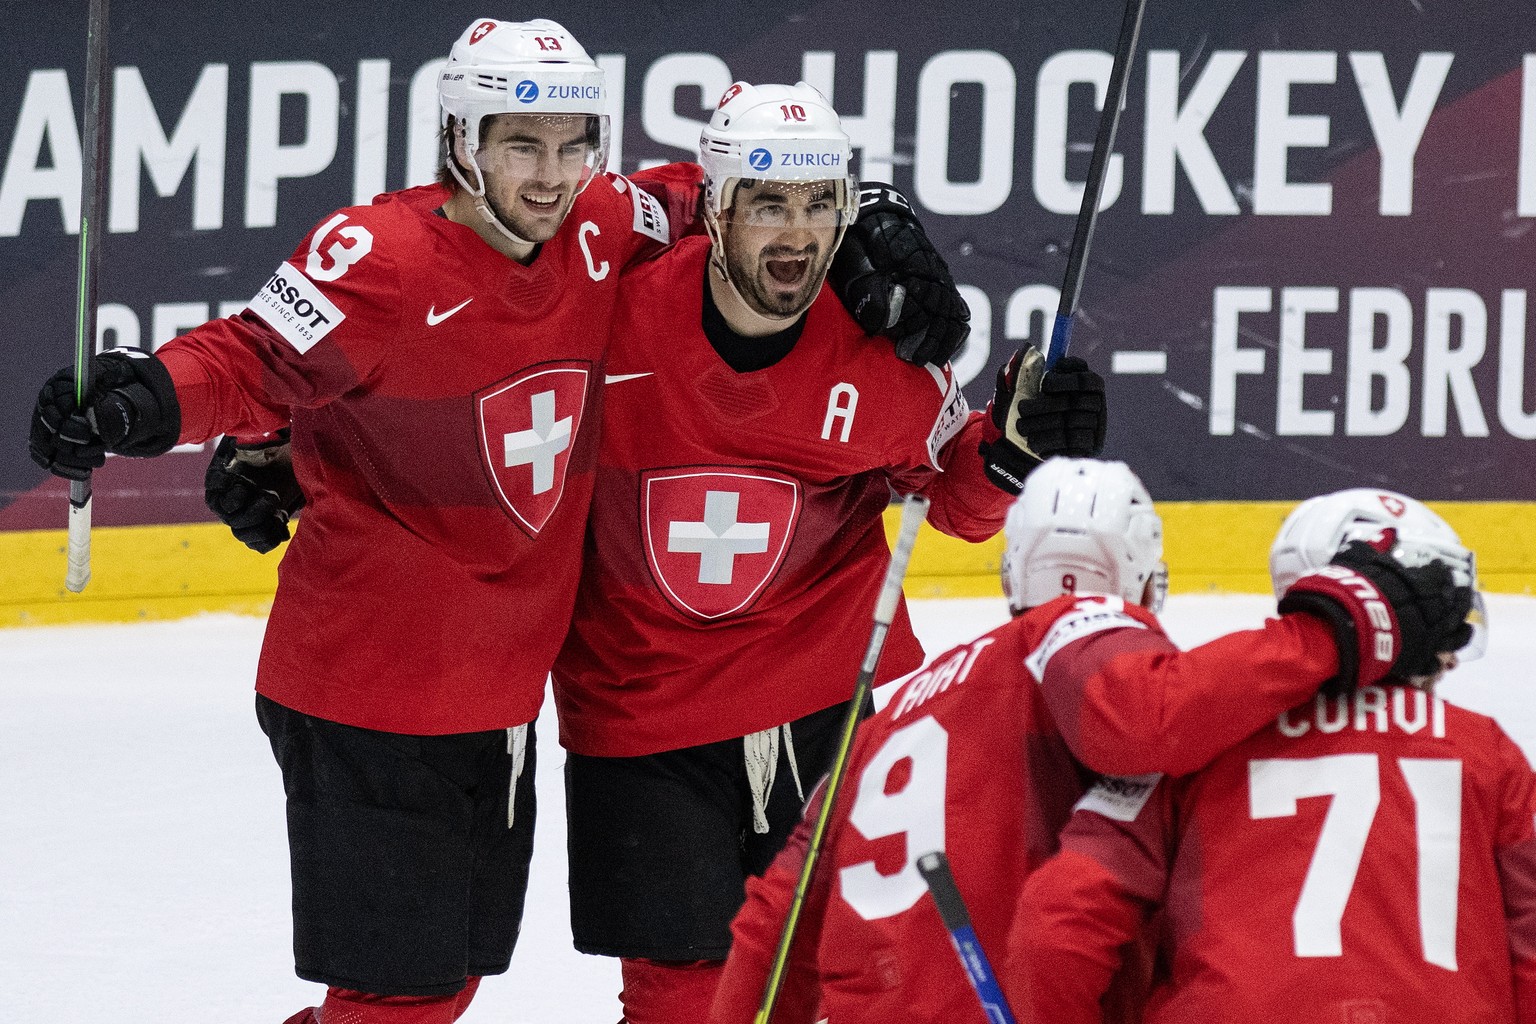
[917,850,1019,1024]
[754,493,930,1024]
[65,0,113,592]
[1043,0,1148,369]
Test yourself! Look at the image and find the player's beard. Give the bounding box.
[725,232,834,320]
[485,182,577,244]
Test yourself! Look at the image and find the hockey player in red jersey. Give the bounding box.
[1014,489,1516,1024]
[708,462,1481,1024]
[27,17,712,1024]
[149,48,1009,1024]
[548,84,1105,1023]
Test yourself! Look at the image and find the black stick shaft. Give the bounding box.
[1045,0,1148,367]
[66,0,111,593]
[77,0,110,400]
[918,851,1019,1024]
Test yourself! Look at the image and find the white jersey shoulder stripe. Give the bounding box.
[924,364,969,467]
[614,173,670,244]
[924,362,948,394]
[1024,595,1145,682]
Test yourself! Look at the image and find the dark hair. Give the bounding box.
[436,121,470,187]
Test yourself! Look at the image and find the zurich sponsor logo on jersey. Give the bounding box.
[515,79,540,103]
[747,148,773,172]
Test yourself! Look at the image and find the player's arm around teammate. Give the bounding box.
[28,18,699,1024]
[553,78,1114,1024]
[1014,488,1496,1024]
[201,161,984,559]
[1014,473,1479,779]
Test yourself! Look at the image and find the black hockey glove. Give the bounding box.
[977,347,1107,494]
[29,348,181,480]
[1279,541,1475,692]
[205,432,305,554]
[828,183,971,367]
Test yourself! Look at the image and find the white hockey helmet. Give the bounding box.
[1269,488,1486,659]
[699,81,858,221]
[1002,458,1166,614]
[697,82,859,320]
[438,18,610,239]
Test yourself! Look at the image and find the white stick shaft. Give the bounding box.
[876,494,927,623]
[861,495,928,674]
[756,493,930,1024]
[66,483,92,593]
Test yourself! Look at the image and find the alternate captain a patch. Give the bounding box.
[476,361,592,535]
[641,468,801,620]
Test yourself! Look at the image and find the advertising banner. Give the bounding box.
[3,0,1533,538]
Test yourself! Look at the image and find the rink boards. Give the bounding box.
[3,501,1530,627]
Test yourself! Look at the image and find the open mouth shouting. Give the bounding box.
[762,246,819,292]
[765,256,810,287]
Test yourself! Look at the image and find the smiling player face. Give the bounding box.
[718,179,844,319]
[464,114,597,243]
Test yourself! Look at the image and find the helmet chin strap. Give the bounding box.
[448,125,538,248]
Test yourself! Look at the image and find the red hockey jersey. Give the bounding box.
[1016,687,1536,1024]
[552,235,1012,757]
[156,169,699,734]
[711,594,1342,1024]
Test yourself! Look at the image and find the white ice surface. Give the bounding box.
[4,594,1534,1023]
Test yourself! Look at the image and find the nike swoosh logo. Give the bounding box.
[604,373,654,384]
[426,297,473,326]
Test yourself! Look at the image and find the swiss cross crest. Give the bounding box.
[476,361,590,535]
[642,469,802,620]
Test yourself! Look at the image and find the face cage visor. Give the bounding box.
[716,176,856,233]
[467,113,610,196]
[1146,561,1169,615]
[1461,589,1489,662]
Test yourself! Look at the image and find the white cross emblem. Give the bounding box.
[667,490,771,584]
[502,390,571,494]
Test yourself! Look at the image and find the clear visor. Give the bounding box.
[1001,550,1020,611]
[1339,525,1474,583]
[1365,533,1487,663]
[1146,561,1170,615]
[719,177,855,231]
[1460,590,1489,662]
[471,113,610,194]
